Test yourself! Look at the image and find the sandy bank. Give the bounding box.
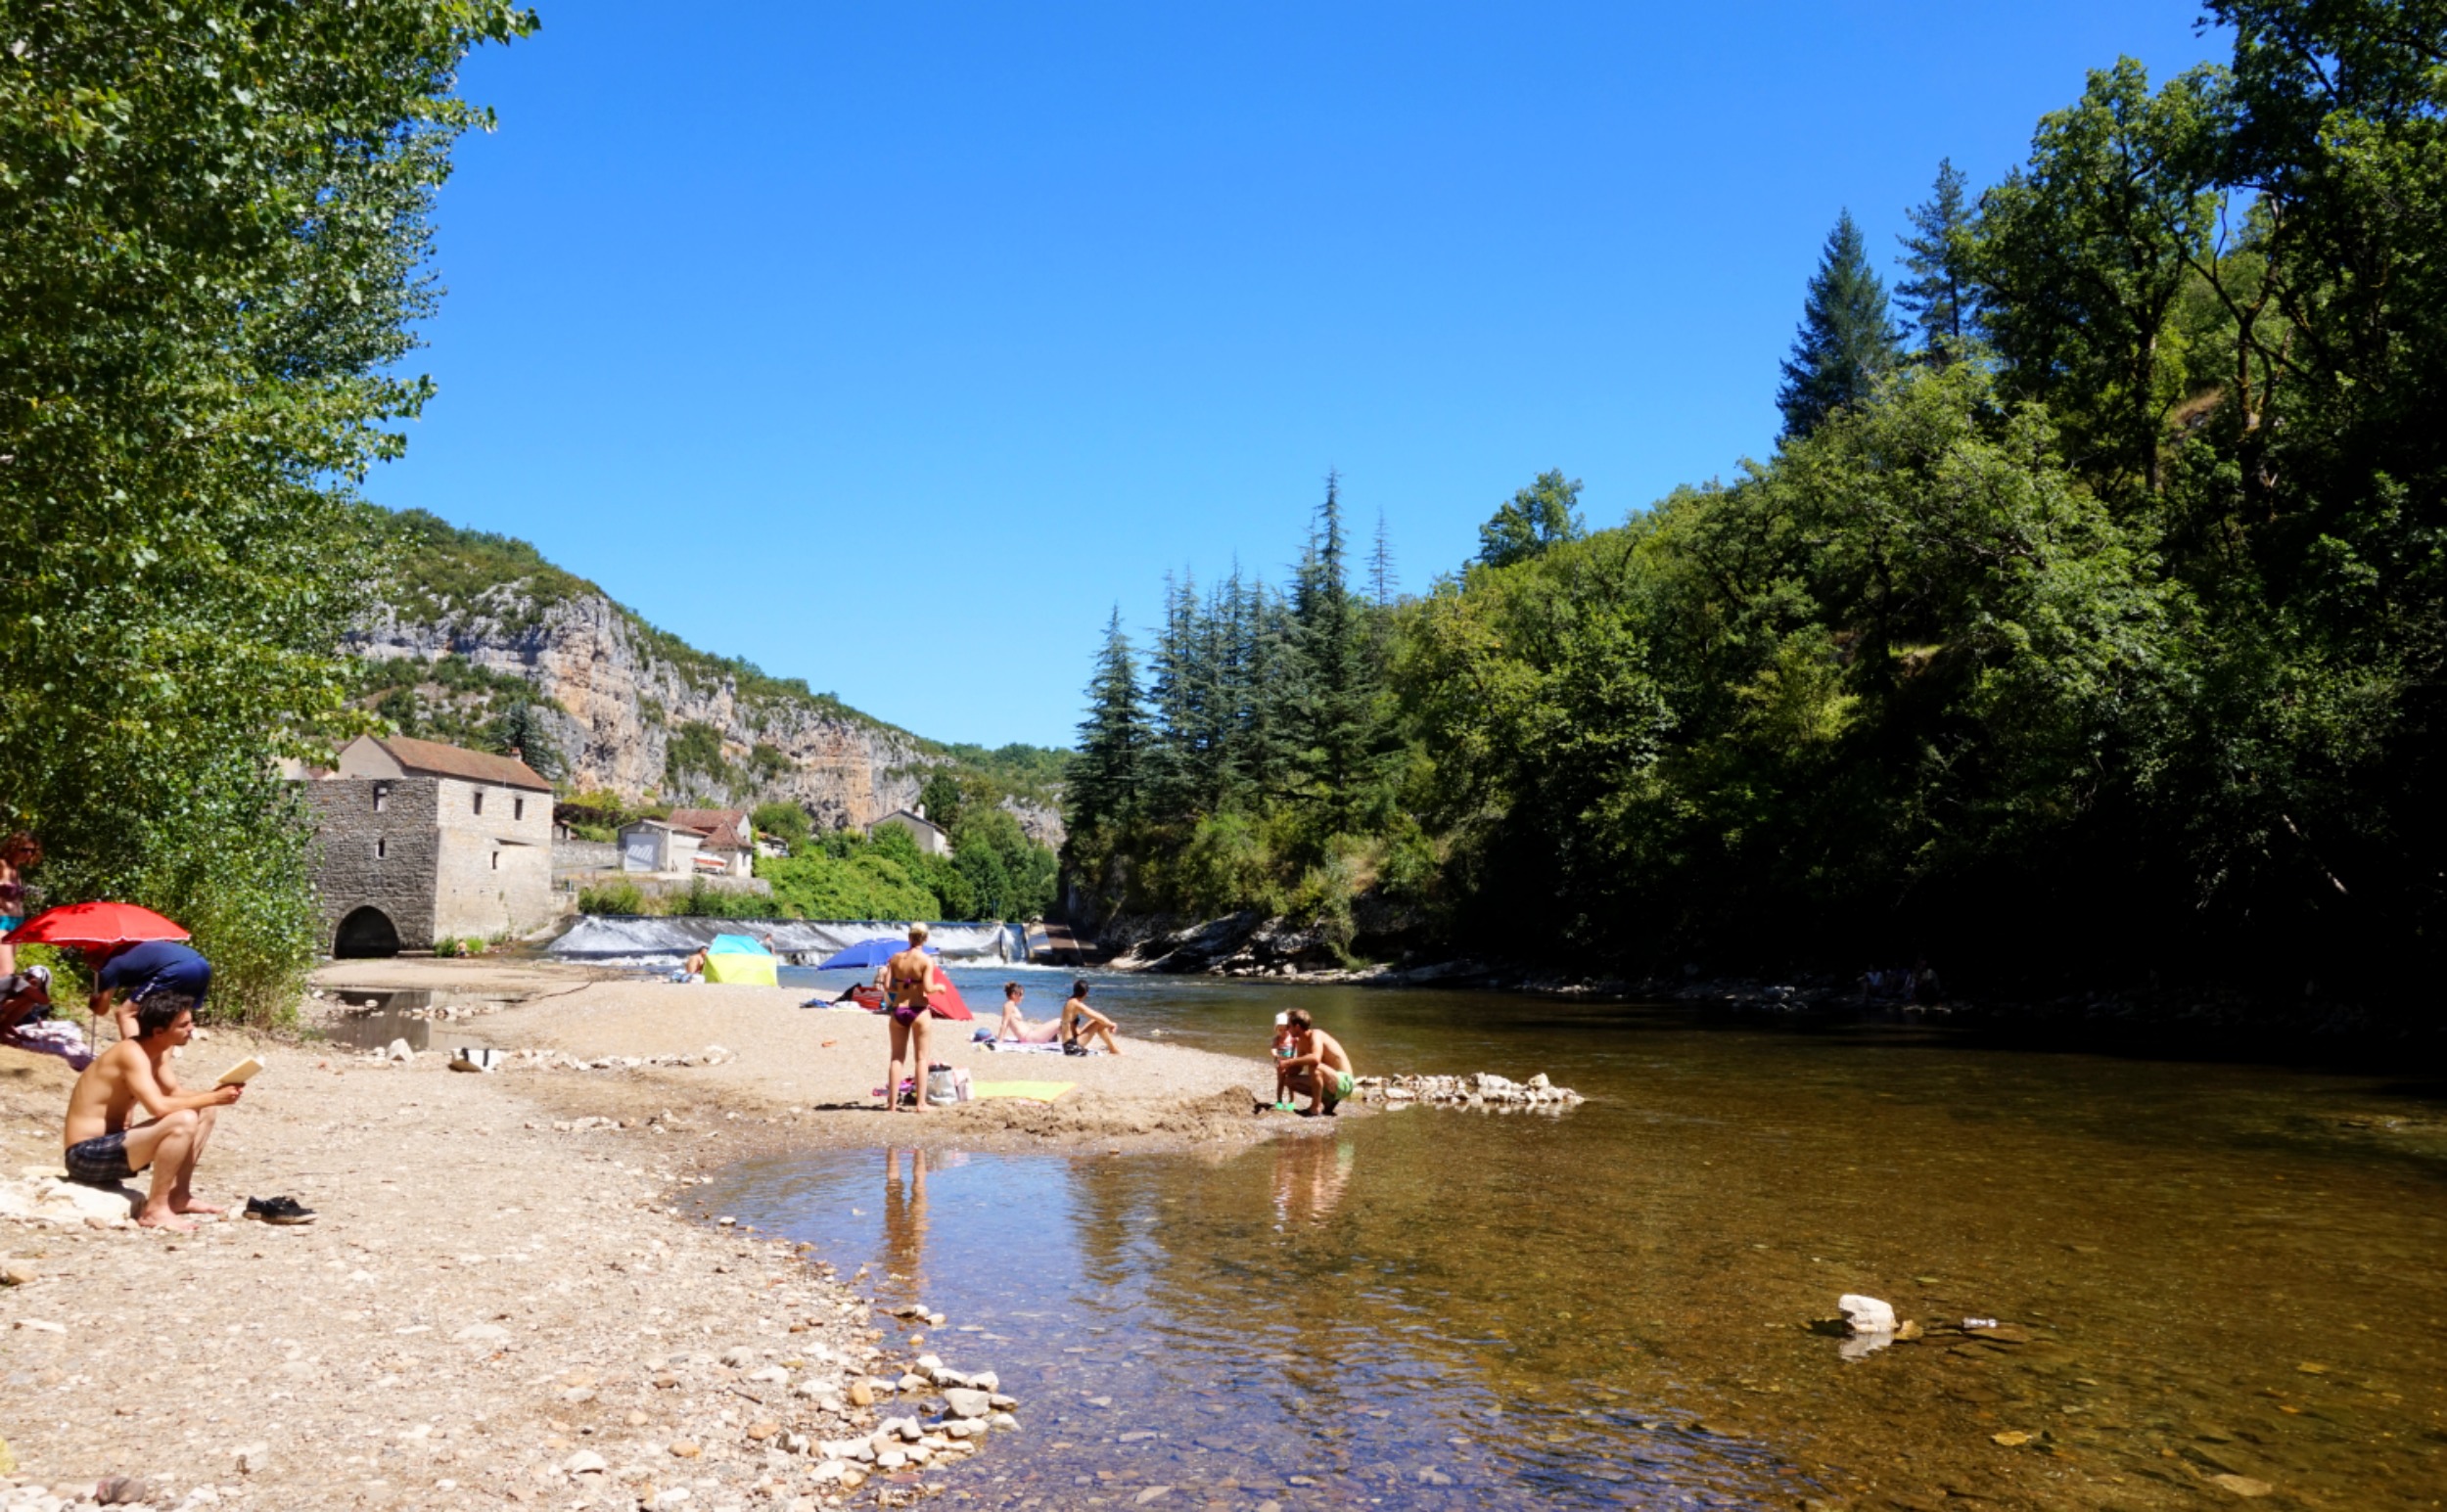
[0,960,1291,1511]
[312,959,1294,1154]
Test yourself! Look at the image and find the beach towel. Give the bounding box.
[981,1039,1085,1054]
[968,1080,1074,1102]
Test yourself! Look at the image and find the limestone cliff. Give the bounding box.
[347,509,1066,844]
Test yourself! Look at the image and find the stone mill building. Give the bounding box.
[296,734,558,956]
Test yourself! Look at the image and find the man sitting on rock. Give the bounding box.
[60,991,243,1231]
[1279,1007,1355,1117]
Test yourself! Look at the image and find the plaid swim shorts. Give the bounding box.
[64,1130,134,1187]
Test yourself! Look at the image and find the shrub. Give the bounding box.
[578,879,648,916]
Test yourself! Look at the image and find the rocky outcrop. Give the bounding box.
[347,584,1061,844]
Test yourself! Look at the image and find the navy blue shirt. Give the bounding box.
[95,940,211,1008]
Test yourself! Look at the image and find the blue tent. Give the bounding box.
[813,938,937,971]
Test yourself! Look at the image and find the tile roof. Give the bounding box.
[666,807,753,849]
[375,736,554,792]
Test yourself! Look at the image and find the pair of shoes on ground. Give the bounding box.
[245,1195,316,1225]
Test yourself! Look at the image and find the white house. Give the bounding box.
[865,805,951,857]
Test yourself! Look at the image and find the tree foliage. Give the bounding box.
[0,0,532,1022]
[1068,0,2447,1008]
[1777,210,1904,439]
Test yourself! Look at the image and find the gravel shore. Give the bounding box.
[1,959,1282,1511]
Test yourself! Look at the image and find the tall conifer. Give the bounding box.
[1895,159,1982,357]
[1778,210,1904,440]
[1067,609,1148,836]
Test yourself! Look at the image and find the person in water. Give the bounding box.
[60,992,243,1231]
[1279,1006,1355,1116]
[883,924,947,1113]
[994,982,1061,1043]
[1060,979,1121,1055]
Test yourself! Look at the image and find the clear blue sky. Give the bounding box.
[381,0,2228,750]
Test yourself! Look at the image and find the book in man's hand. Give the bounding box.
[214,1056,263,1087]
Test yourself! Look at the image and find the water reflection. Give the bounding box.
[703,988,2447,1510]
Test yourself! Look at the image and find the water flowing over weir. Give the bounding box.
[546,916,1028,964]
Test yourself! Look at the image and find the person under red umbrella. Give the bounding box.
[4,900,203,1041]
[89,939,211,1041]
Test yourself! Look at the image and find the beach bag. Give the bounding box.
[925,1065,969,1106]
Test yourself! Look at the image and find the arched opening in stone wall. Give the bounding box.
[335,905,401,959]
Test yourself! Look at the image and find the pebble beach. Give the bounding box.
[0,958,1288,1512]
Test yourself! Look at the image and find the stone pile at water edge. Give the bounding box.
[1352,1071,1586,1110]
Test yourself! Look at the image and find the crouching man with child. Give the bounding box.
[61,992,242,1231]
[1278,1007,1355,1117]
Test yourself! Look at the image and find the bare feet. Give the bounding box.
[170,1197,226,1216]
[137,1209,199,1233]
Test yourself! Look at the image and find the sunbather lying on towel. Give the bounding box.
[994,982,1062,1042]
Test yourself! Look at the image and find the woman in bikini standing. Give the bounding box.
[883,923,946,1113]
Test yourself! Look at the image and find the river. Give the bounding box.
[697,971,2447,1509]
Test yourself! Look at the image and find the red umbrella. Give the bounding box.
[4,900,191,950]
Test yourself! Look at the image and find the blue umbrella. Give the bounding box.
[812,938,939,971]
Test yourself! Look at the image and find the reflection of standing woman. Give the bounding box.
[883,923,945,1112]
[881,1146,929,1287]
[0,833,38,979]
[1062,979,1121,1056]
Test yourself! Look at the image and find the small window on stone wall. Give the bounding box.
[373,783,389,813]
[514,797,526,822]
[473,790,485,816]
[376,838,387,860]
[491,850,500,871]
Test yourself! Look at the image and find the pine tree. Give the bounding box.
[1066,609,1149,837]
[1368,509,1399,608]
[1895,159,1981,358]
[1778,209,1904,440]
[1289,473,1395,831]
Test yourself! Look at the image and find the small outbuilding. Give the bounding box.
[665,808,757,878]
[865,805,951,857]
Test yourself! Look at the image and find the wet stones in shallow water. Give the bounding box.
[1352,1072,1586,1110]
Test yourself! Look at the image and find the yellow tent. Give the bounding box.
[701,934,777,986]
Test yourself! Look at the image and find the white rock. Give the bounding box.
[564,1450,608,1475]
[875,1449,907,1472]
[386,1038,414,1063]
[988,1412,1020,1432]
[988,1393,1018,1411]
[234,1443,270,1476]
[453,1323,511,1345]
[969,1370,999,1392]
[718,1347,758,1367]
[1837,1294,1897,1335]
[744,1365,788,1384]
[896,1372,928,1393]
[913,1353,944,1373]
[940,1387,992,1419]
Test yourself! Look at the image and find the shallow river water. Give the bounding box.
[699,973,2447,1510]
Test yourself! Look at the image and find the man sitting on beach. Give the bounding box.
[1279,1007,1355,1116]
[60,992,243,1231]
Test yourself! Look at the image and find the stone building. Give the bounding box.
[298,735,558,956]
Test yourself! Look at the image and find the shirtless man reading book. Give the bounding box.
[61,992,243,1231]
